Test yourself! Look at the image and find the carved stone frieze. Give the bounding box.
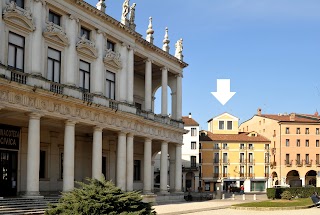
[103,49,122,70]
[3,1,35,32]
[0,87,183,143]
[76,35,98,59]
[43,22,69,46]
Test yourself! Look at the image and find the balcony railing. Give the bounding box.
[248,159,255,165]
[247,173,255,178]
[222,173,229,178]
[50,82,64,94]
[212,173,219,178]
[136,109,148,118]
[239,159,246,164]
[316,161,320,167]
[221,159,230,165]
[10,70,27,84]
[239,146,246,150]
[285,160,292,167]
[182,165,199,172]
[1,66,185,129]
[264,173,269,178]
[296,160,303,167]
[305,160,312,167]
[248,147,254,150]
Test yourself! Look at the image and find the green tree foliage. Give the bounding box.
[45,178,155,215]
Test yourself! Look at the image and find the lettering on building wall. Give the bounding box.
[0,124,20,150]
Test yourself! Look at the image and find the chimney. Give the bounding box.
[290,113,295,121]
[189,112,192,118]
[257,108,262,116]
[96,0,106,13]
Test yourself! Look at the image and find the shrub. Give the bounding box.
[45,178,155,215]
[281,190,292,200]
[267,187,320,199]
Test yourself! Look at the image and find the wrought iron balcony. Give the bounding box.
[295,160,303,167]
[285,160,292,167]
[247,173,255,178]
[304,160,312,167]
[316,161,320,167]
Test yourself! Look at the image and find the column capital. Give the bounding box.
[34,0,46,5]
[118,131,127,136]
[65,120,76,126]
[145,137,152,142]
[162,141,168,145]
[175,73,183,78]
[97,29,106,36]
[144,58,153,64]
[93,126,103,132]
[127,133,134,138]
[160,66,169,72]
[29,112,42,119]
[69,14,79,22]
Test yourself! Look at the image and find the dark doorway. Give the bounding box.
[186,179,192,191]
[0,150,18,196]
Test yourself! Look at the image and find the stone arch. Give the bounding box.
[185,172,195,191]
[286,170,301,187]
[305,170,317,186]
[271,171,278,186]
[152,85,173,115]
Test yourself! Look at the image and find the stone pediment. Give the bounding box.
[103,49,122,70]
[43,22,69,47]
[76,35,98,59]
[2,2,35,33]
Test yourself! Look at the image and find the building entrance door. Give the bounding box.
[0,150,18,196]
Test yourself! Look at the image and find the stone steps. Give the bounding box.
[0,197,59,215]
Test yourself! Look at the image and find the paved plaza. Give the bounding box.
[188,208,320,215]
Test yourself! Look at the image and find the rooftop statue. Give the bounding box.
[121,0,130,20]
[175,38,183,60]
[129,3,136,25]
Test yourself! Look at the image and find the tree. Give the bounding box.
[46,178,155,215]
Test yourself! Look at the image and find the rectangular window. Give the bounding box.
[13,0,24,8]
[296,154,301,165]
[285,139,289,147]
[240,153,245,163]
[106,70,115,99]
[248,166,253,176]
[296,128,300,134]
[240,166,245,177]
[214,166,219,174]
[135,102,142,110]
[297,139,300,147]
[80,27,90,40]
[286,154,290,164]
[191,128,197,136]
[316,140,319,147]
[316,154,319,164]
[205,182,210,191]
[286,127,289,134]
[223,165,228,177]
[79,60,90,92]
[39,150,46,179]
[214,143,219,149]
[191,141,196,150]
[219,121,224,130]
[213,153,219,163]
[240,143,245,149]
[265,144,269,150]
[316,128,320,135]
[102,156,107,178]
[265,153,269,163]
[222,143,228,150]
[306,139,309,147]
[134,160,141,181]
[107,40,115,51]
[199,143,202,149]
[227,121,232,130]
[305,154,310,164]
[8,32,25,71]
[249,153,253,163]
[265,166,269,176]
[223,153,228,163]
[47,48,61,83]
[49,10,61,26]
[191,156,196,167]
[306,128,309,134]
[248,143,253,150]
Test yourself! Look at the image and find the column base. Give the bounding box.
[22,192,44,199]
[159,190,169,195]
[173,191,184,195]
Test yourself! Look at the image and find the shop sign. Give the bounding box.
[0,124,20,150]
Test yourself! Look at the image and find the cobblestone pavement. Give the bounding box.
[187,208,320,215]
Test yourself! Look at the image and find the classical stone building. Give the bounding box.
[200,113,271,193]
[240,109,320,188]
[0,0,188,199]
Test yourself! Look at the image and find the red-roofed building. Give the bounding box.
[240,108,320,188]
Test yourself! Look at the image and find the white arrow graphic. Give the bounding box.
[211,79,236,105]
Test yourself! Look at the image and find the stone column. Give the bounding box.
[65,15,78,86]
[92,31,105,95]
[169,146,175,192]
[194,173,199,192]
[144,59,152,111]
[25,113,42,197]
[63,120,76,192]
[116,132,127,190]
[176,74,182,120]
[151,161,155,192]
[92,127,103,180]
[182,172,187,192]
[119,43,128,102]
[143,138,152,194]
[300,177,305,187]
[160,141,169,194]
[175,144,182,192]
[127,47,134,104]
[126,133,134,191]
[161,67,168,116]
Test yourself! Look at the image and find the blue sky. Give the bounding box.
[87,0,320,129]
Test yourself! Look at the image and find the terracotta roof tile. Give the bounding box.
[182,116,199,126]
[200,131,270,142]
[260,114,320,123]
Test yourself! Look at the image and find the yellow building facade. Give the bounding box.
[200,113,271,193]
